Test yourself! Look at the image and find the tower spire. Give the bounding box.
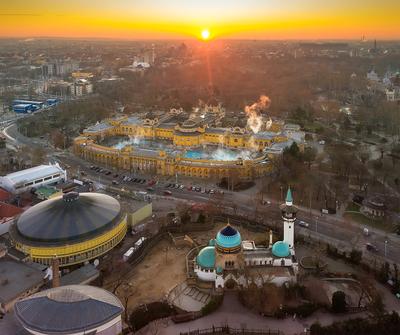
[285,187,293,206]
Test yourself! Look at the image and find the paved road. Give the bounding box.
[3,120,400,266]
[54,150,400,266]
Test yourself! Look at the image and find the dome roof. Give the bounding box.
[14,285,123,334]
[216,225,241,249]
[15,192,121,245]
[196,246,215,269]
[272,241,290,258]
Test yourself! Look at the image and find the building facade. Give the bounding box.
[9,192,127,267]
[193,189,299,290]
[73,113,298,180]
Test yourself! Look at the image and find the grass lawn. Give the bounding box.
[343,211,393,232]
[345,202,361,212]
[344,201,393,232]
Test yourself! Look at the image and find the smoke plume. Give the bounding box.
[245,95,271,133]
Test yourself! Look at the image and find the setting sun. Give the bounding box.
[201,29,210,40]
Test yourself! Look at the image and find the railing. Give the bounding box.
[180,326,282,335]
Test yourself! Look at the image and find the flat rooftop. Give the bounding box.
[1,164,65,186]
[0,257,44,305]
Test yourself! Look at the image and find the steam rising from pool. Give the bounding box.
[113,136,142,149]
[112,136,259,161]
[184,148,254,161]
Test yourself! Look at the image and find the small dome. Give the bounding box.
[196,246,215,269]
[272,241,290,258]
[216,224,241,249]
[208,239,215,246]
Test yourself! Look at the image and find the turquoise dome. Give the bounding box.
[196,246,215,269]
[208,239,215,246]
[216,225,241,249]
[272,241,290,258]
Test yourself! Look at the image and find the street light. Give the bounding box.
[384,240,388,257]
[315,216,318,233]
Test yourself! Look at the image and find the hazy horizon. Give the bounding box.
[1,0,399,41]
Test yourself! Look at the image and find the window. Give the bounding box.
[44,176,52,181]
[34,179,43,184]
[52,174,60,178]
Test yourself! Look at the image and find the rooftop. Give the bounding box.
[60,264,99,286]
[0,164,65,186]
[14,285,123,334]
[83,122,113,133]
[0,258,44,305]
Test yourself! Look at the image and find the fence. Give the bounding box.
[180,326,282,335]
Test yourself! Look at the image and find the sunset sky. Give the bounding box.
[1,0,399,40]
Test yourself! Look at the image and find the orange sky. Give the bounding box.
[0,1,399,40]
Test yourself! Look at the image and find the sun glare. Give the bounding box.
[201,29,210,40]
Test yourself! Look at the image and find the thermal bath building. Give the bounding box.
[73,110,299,180]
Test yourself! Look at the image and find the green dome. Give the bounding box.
[272,241,290,258]
[196,246,215,269]
[208,239,215,246]
[216,225,241,249]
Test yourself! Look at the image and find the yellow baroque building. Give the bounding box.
[73,114,291,180]
[9,192,127,267]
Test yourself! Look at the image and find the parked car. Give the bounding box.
[164,190,172,196]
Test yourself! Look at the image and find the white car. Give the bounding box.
[298,220,309,228]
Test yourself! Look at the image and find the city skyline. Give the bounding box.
[1,0,399,40]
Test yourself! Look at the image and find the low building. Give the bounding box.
[14,285,124,335]
[0,257,45,313]
[0,163,67,195]
[361,195,386,219]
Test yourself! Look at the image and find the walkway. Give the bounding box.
[140,293,372,335]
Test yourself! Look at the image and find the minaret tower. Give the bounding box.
[280,187,297,249]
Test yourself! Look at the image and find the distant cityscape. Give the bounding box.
[0,23,400,335]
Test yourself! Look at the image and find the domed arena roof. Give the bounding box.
[216,224,241,249]
[14,285,123,334]
[272,241,290,258]
[196,246,215,269]
[14,192,122,245]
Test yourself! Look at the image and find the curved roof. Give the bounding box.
[216,225,241,249]
[272,241,290,258]
[196,246,215,269]
[14,285,123,334]
[15,192,121,245]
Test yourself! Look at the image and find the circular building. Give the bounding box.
[14,285,124,335]
[10,192,127,267]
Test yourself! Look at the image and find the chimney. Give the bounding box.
[269,230,273,248]
[51,256,60,288]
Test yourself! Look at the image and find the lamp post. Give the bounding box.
[315,216,318,233]
[384,240,388,257]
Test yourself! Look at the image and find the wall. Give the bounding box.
[129,203,153,228]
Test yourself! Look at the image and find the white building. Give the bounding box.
[194,188,298,289]
[0,163,67,194]
[71,79,93,96]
